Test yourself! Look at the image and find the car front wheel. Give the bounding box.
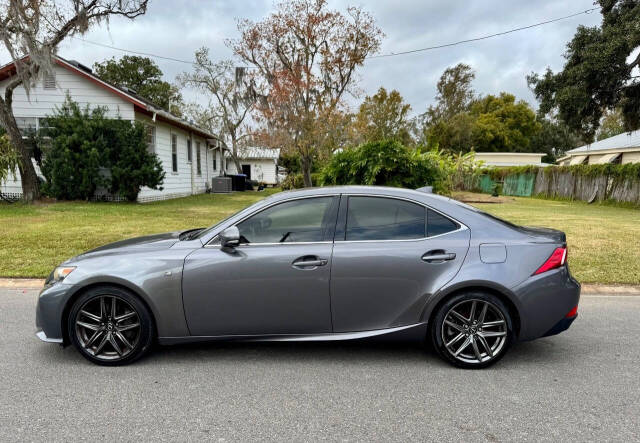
[68,286,155,366]
[432,292,513,369]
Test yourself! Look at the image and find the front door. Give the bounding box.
[330,196,470,332]
[241,164,251,180]
[182,196,339,336]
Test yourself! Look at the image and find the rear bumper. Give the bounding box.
[542,314,577,338]
[512,266,580,341]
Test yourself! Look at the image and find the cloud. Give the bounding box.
[25,0,602,115]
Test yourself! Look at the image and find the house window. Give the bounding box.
[43,71,56,90]
[15,117,37,137]
[196,141,201,175]
[187,139,192,163]
[171,134,178,173]
[145,125,156,152]
[213,155,217,170]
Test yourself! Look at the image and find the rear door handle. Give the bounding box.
[422,252,456,263]
[292,257,328,268]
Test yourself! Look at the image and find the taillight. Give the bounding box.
[533,247,567,275]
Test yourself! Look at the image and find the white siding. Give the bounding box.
[136,113,217,202]
[226,159,278,185]
[0,64,135,120]
[0,63,223,201]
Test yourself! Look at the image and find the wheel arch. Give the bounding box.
[61,281,159,346]
[423,281,522,340]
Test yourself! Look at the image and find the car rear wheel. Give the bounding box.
[431,292,513,369]
[68,286,154,366]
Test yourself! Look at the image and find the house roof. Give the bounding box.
[568,130,640,154]
[225,147,281,160]
[0,55,218,141]
[473,152,546,158]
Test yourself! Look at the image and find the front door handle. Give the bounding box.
[292,256,328,268]
[422,252,456,263]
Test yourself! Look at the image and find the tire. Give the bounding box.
[67,285,155,366]
[431,292,513,369]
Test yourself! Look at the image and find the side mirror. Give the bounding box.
[220,226,240,248]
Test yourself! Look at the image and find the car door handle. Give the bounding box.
[421,252,456,262]
[292,258,328,268]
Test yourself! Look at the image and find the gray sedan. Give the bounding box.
[36,186,580,368]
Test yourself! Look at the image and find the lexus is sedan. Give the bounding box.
[36,186,580,368]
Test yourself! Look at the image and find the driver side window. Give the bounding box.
[236,197,336,244]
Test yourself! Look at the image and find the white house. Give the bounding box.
[224,146,281,185]
[0,56,226,202]
[557,130,640,166]
[473,152,549,167]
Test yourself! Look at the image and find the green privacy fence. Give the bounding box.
[475,173,536,197]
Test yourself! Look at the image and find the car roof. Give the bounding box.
[266,185,452,204]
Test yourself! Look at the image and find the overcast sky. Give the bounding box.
[54,0,602,117]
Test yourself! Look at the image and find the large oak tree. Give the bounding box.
[528,0,640,142]
[228,0,383,186]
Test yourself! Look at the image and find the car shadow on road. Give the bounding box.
[135,335,573,369]
[37,334,574,369]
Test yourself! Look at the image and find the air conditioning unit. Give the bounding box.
[212,176,232,193]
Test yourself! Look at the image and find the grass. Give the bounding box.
[0,189,279,278]
[467,193,640,285]
[0,189,638,284]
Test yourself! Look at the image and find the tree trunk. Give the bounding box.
[0,110,40,202]
[301,155,313,187]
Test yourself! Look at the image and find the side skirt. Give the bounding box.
[159,322,428,346]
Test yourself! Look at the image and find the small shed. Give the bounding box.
[225,147,281,185]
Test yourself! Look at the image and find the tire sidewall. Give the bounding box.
[68,286,155,366]
[431,292,514,369]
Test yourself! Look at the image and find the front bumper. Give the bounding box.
[35,330,63,343]
[35,282,76,343]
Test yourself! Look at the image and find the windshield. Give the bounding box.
[190,212,238,240]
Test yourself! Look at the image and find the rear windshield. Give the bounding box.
[448,198,520,229]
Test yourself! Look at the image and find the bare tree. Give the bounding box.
[0,0,148,202]
[228,0,383,187]
[178,48,256,173]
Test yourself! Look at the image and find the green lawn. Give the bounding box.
[471,195,640,285]
[0,190,279,278]
[1,189,639,284]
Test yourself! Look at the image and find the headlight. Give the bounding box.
[51,266,76,283]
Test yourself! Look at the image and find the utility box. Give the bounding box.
[212,176,232,193]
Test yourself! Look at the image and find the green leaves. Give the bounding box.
[528,1,640,141]
[41,97,164,201]
[318,140,452,193]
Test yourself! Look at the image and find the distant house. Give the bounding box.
[224,147,281,185]
[474,152,549,167]
[0,55,223,202]
[557,130,640,166]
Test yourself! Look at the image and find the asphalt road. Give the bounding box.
[1,289,639,442]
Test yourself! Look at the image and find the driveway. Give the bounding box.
[1,288,639,442]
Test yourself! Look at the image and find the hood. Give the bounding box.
[71,232,182,261]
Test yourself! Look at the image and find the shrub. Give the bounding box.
[319,140,450,193]
[281,172,321,190]
[41,98,164,201]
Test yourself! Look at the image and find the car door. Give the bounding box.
[330,195,470,332]
[182,195,339,336]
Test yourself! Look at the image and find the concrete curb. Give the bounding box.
[1,278,639,295]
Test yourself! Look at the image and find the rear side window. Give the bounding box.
[427,209,459,237]
[346,197,425,241]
